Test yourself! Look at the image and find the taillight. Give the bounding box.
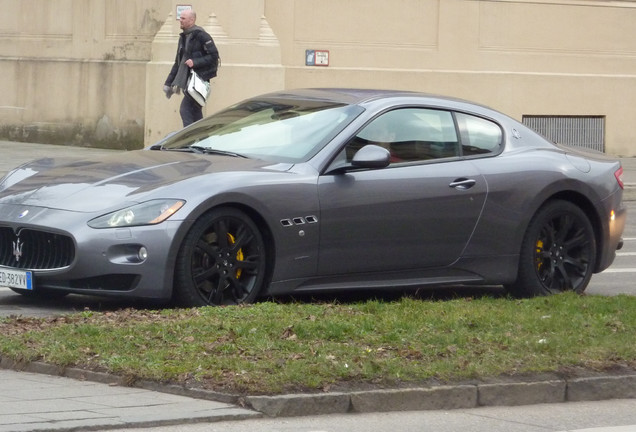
[614,166,624,189]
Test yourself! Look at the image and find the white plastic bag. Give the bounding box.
[186,70,210,106]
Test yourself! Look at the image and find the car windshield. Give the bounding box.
[159,97,364,163]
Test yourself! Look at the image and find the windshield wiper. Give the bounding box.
[171,146,248,158]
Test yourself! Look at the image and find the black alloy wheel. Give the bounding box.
[174,207,267,307]
[506,200,596,298]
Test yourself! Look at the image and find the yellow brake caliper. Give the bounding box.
[535,239,544,271]
[227,233,244,278]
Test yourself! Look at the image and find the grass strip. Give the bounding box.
[0,293,634,394]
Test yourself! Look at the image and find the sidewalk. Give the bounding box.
[0,369,259,432]
[1,362,635,431]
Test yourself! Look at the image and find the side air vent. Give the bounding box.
[280,216,319,227]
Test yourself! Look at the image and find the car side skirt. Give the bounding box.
[266,255,519,295]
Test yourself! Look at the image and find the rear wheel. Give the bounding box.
[506,200,596,298]
[173,207,267,307]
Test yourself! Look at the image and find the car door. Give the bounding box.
[316,107,488,275]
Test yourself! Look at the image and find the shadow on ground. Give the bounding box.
[0,284,508,317]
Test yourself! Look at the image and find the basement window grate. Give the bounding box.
[522,115,605,153]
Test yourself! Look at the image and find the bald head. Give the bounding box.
[179,9,196,30]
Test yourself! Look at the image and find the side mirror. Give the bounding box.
[351,145,391,169]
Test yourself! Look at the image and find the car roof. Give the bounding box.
[256,88,502,117]
[258,88,471,106]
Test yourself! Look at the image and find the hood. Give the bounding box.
[0,150,292,212]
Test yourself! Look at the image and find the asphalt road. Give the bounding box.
[109,399,636,432]
[586,200,636,296]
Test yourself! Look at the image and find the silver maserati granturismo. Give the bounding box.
[0,89,626,307]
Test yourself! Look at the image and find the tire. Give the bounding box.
[173,207,267,307]
[506,200,596,298]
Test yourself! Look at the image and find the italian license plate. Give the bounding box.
[0,267,33,290]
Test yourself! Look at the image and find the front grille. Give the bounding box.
[0,227,75,270]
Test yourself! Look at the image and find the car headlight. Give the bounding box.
[88,199,185,228]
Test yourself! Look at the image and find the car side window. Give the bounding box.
[344,108,459,164]
[455,112,503,156]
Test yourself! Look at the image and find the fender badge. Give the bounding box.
[18,210,29,218]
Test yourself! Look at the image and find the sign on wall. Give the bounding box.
[305,50,330,66]
[176,4,192,19]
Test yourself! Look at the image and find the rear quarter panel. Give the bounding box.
[463,147,616,269]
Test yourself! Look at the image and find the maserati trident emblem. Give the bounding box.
[12,238,23,262]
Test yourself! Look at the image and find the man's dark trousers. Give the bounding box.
[180,93,203,127]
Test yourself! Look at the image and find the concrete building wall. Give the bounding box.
[0,0,168,149]
[1,0,635,155]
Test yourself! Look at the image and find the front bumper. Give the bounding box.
[0,204,188,300]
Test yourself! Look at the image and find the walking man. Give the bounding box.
[164,9,219,127]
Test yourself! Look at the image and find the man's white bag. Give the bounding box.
[187,70,211,106]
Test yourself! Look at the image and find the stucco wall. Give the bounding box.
[0,0,167,149]
[265,0,636,156]
[144,0,285,145]
[1,0,635,155]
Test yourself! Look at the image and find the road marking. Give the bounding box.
[603,268,636,273]
[558,426,636,432]
[617,252,636,256]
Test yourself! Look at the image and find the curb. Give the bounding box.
[246,375,636,417]
[2,358,635,418]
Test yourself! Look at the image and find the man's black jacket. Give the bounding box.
[165,27,219,85]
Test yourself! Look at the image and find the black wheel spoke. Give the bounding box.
[231,224,253,251]
[237,255,260,271]
[196,238,218,257]
[553,262,571,290]
[229,277,250,299]
[563,255,588,275]
[564,229,588,250]
[214,220,230,248]
[209,278,226,305]
[544,222,557,246]
[556,214,573,244]
[540,263,555,287]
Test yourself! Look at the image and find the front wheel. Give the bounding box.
[173,207,267,307]
[505,200,596,298]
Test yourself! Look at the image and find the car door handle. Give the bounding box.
[449,178,476,190]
